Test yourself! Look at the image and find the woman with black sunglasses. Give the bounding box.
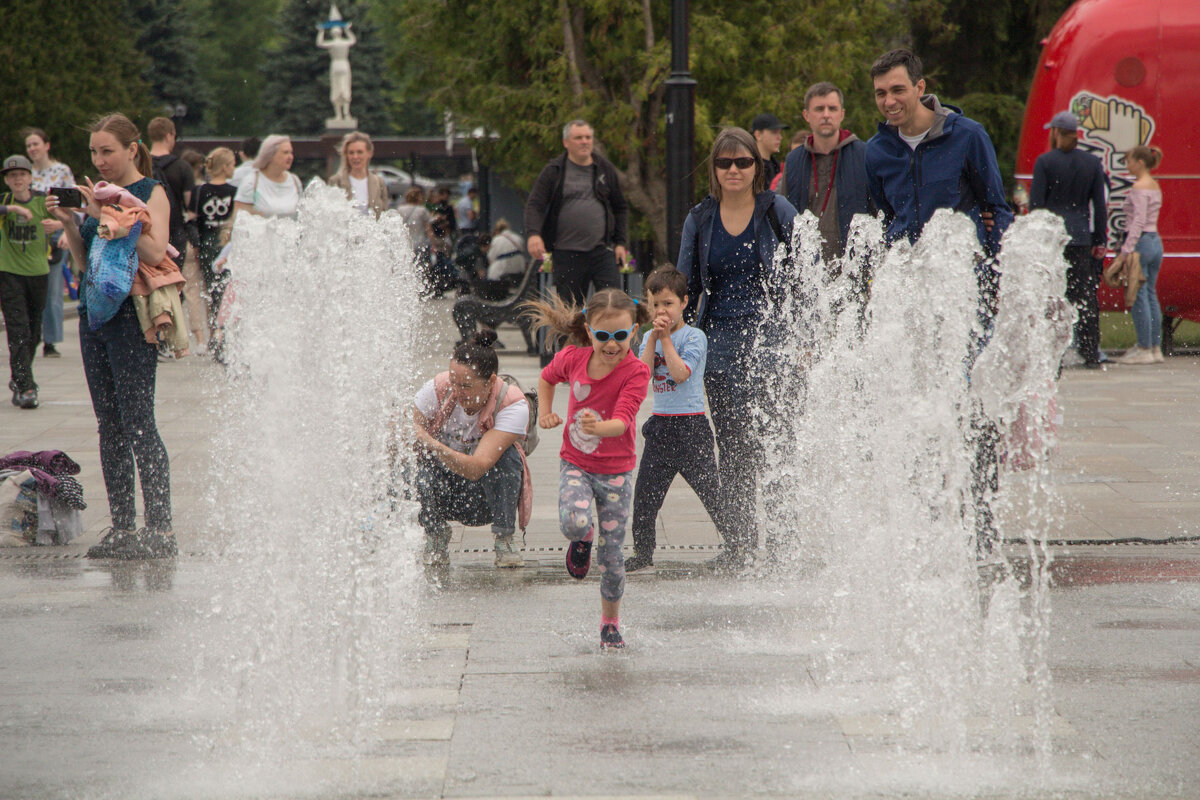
[676,127,798,570]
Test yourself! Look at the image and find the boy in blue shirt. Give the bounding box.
[627,268,737,572]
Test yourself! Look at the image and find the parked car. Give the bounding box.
[375,165,437,207]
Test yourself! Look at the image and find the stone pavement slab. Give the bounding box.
[0,548,1197,798]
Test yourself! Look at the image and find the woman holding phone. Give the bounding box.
[48,113,176,560]
[23,127,75,358]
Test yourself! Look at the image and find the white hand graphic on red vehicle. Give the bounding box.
[1073,94,1153,171]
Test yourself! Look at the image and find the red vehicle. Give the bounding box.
[1015,0,1200,339]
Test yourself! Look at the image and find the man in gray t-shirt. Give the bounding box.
[524,120,629,305]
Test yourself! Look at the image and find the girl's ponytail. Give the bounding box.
[521,293,590,347]
[522,287,649,349]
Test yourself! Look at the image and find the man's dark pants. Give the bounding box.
[415,445,522,548]
[552,246,621,306]
[1064,245,1101,365]
[0,270,48,393]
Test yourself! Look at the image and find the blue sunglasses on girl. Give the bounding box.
[587,324,637,343]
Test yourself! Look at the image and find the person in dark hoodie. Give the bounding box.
[864,49,1014,562]
[1030,110,1109,369]
[676,127,798,570]
[523,120,629,305]
[784,82,874,263]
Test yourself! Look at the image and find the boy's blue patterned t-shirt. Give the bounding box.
[638,324,708,415]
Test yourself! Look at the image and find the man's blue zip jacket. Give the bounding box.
[864,95,1013,258]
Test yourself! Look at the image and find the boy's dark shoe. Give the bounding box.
[135,529,179,559]
[707,547,751,574]
[566,536,592,579]
[17,389,38,409]
[600,624,625,650]
[624,552,654,573]
[43,344,61,358]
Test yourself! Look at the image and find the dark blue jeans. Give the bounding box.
[632,413,735,555]
[704,369,763,553]
[79,300,172,532]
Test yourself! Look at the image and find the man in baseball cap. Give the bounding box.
[1043,110,1081,131]
[750,113,788,185]
[1031,109,1109,369]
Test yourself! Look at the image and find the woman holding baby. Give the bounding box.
[49,113,176,561]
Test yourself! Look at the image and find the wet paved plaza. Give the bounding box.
[1,304,1198,799]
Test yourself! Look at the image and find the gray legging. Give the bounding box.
[558,460,632,602]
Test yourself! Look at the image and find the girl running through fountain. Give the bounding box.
[526,289,651,650]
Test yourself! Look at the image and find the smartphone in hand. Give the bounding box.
[49,187,84,208]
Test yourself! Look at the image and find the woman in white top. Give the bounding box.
[485,219,527,281]
[234,134,302,219]
[327,131,388,217]
[406,330,530,568]
[22,127,75,357]
[1115,145,1166,365]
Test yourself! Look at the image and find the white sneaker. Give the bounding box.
[1153,346,1165,363]
[493,535,524,568]
[1115,347,1155,365]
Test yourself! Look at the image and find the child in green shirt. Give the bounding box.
[0,154,52,409]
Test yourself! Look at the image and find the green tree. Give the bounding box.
[128,0,212,135]
[913,0,1076,187]
[184,0,282,136]
[261,0,395,136]
[0,0,155,180]
[381,0,950,259]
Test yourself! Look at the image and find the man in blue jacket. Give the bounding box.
[783,81,873,263]
[865,49,1013,260]
[865,49,1014,561]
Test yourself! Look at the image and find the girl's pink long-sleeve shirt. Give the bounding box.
[541,345,650,474]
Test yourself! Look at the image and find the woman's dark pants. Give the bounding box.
[79,301,172,532]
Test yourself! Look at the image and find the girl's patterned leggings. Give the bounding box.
[559,460,632,601]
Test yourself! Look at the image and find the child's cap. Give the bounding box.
[1,155,33,174]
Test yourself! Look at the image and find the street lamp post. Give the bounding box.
[665,0,696,264]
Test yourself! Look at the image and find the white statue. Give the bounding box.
[317,4,357,129]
